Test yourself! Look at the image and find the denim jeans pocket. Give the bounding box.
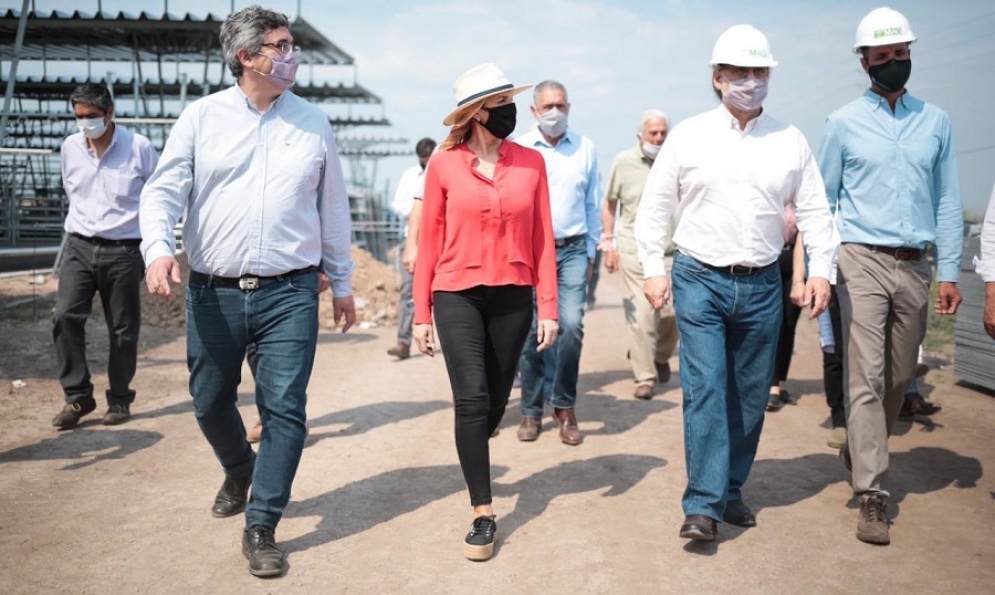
[672,252,708,275]
[288,272,319,293]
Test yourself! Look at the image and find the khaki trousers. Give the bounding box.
[836,243,931,495]
[619,247,678,385]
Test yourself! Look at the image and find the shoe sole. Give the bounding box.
[679,527,715,541]
[211,505,246,518]
[723,516,757,528]
[560,436,582,446]
[856,531,890,545]
[242,546,286,577]
[827,439,847,449]
[102,416,130,426]
[516,432,539,442]
[464,540,495,561]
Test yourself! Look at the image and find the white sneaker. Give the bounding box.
[827,426,847,449]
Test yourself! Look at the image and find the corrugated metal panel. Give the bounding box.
[954,236,995,391]
[0,10,353,65]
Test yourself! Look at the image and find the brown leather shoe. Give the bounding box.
[655,361,672,384]
[387,342,411,360]
[634,384,654,400]
[516,417,541,441]
[552,407,582,445]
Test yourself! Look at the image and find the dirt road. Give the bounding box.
[1,272,993,593]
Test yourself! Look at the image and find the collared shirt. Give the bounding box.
[515,129,601,258]
[413,141,558,324]
[60,124,158,240]
[390,164,425,234]
[605,143,653,252]
[975,182,995,282]
[819,89,963,282]
[140,85,355,297]
[636,104,839,280]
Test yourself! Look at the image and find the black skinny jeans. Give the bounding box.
[433,285,534,506]
[773,246,802,384]
[823,285,847,428]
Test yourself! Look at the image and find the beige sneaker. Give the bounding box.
[856,493,891,545]
[827,426,847,449]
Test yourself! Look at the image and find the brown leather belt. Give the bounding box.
[188,266,317,291]
[859,244,925,261]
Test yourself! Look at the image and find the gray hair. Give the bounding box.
[533,80,568,103]
[69,83,114,112]
[219,5,291,79]
[638,109,669,134]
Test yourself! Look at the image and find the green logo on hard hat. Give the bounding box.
[874,27,903,38]
[748,49,769,57]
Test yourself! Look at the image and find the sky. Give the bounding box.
[11,0,995,215]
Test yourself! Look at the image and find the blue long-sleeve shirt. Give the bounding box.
[818,89,963,282]
[515,129,602,258]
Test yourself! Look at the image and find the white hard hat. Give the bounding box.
[709,24,778,67]
[853,7,917,53]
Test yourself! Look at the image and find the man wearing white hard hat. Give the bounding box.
[636,24,839,541]
[819,7,963,546]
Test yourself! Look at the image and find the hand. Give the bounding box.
[935,281,962,315]
[535,319,559,352]
[643,275,671,310]
[984,283,995,340]
[333,295,356,333]
[804,277,831,319]
[402,245,417,274]
[413,323,435,356]
[789,279,806,307]
[317,272,330,293]
[603,250,619,274]
[145,256,181,300]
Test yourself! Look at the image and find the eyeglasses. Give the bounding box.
[259,41,301,56]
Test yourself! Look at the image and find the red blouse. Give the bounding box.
[413,141,558,324]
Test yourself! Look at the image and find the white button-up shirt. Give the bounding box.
[140,85,355,297]
[636,104,839,280]
[390,164,425,236]
[60,124,158,240]
[975,182,995,282]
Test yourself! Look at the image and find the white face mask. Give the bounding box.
[721,75,768,113]
[77,117,108,139]
[640,141,662,160]
[536,107,568,138]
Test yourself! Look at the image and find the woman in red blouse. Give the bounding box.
[412,63,558,561]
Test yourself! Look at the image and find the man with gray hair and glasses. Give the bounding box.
[599,109,678,400]
[140,5,355,577]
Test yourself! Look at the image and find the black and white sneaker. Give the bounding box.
[463,515,497,561]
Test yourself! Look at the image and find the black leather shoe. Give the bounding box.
[679,514,717,541]
[242,526,286,577]
[212,475,252,518]
[723,500,757,527]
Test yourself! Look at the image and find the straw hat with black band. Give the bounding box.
[443,63,533,126]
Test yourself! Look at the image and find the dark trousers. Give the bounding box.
[52,234,144,405]
[823,285,846,428]
[433,285,533,507]
[773,246,802,384]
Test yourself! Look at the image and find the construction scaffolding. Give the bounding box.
[0,6,410,264]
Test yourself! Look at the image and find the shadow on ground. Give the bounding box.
[0,428,164,470]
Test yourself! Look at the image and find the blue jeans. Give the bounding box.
[186,270,319,530]
[519,237,588,417]
[671,252,781,521]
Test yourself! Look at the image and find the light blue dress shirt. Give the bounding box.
[818,89,963,282]
[60,124,158,240]
[515,129,602,258]
[140,85,355,297]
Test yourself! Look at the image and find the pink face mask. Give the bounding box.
[722,75,768,112]
[254,51,299,90]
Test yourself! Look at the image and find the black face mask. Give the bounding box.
[868,58,911,93]
[481,103,517,139]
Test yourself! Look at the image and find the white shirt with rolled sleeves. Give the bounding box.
[61,124,158,240]
[390,165,425,235]
[139,85,354,297]
[635,105,839,280]
[975,182,995,282]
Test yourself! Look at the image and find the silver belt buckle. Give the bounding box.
[239,276,260,291]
